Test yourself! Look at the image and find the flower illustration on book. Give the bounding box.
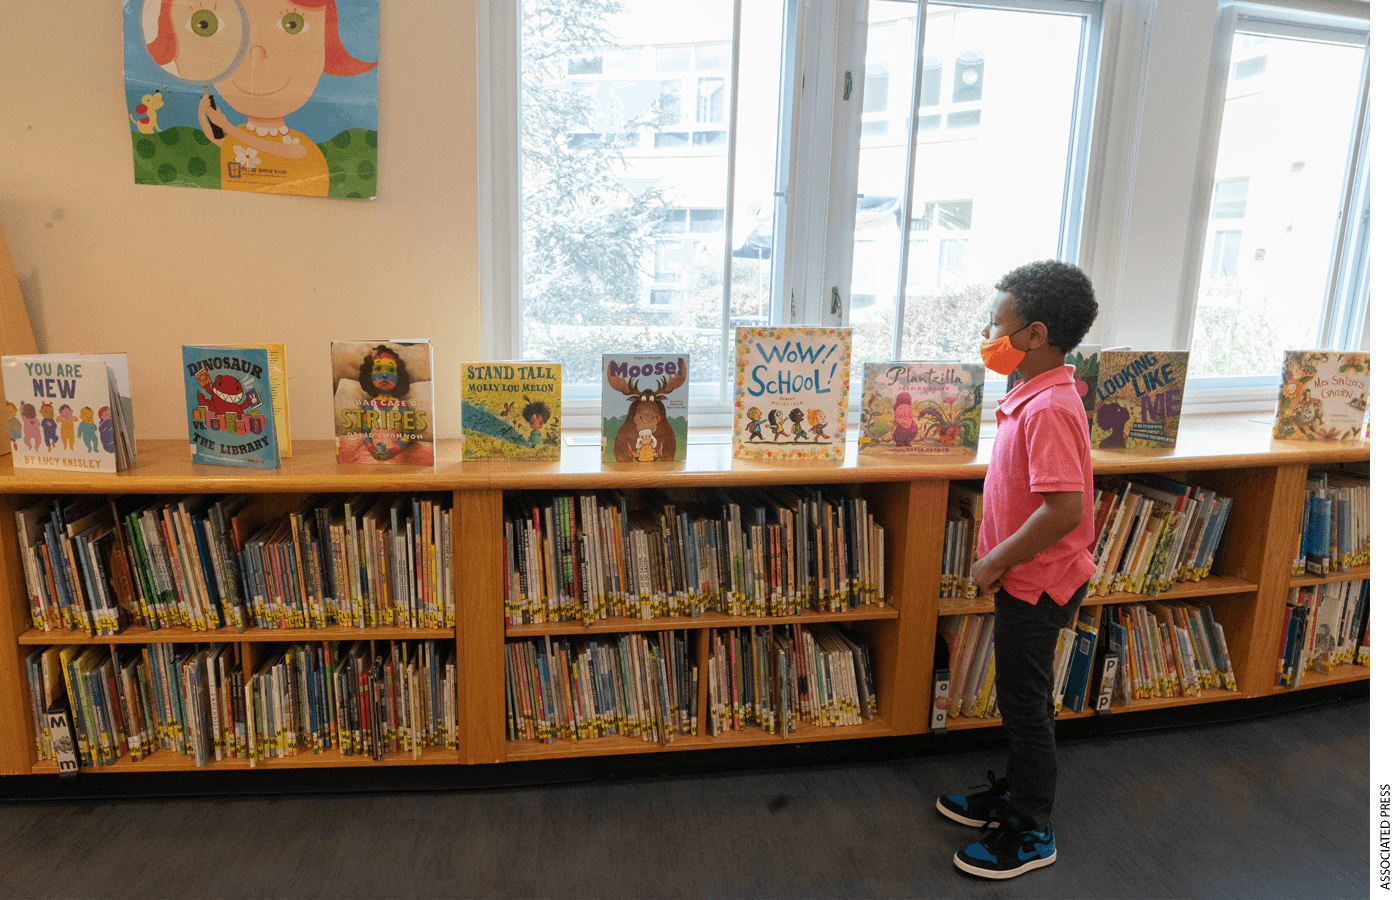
[233,145,261,170]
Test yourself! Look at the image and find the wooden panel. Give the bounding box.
[875,480,944,735]
[0,495,36,774]
[458,489,505,764]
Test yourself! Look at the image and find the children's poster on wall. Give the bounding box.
[122,0,379,199]
[602,354,689,463]
[332,341,435,465]
[732,326,851,461]
[1272,350,1369,442]
[1090,350,1189,451]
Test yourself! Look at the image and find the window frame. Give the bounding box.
[1176,1,1369,404]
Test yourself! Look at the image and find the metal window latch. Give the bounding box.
[831,287,842,316]
[844,71,853,101]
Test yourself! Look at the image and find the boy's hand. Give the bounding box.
[970,551,1008,597]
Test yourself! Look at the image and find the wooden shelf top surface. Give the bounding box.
[0,413,1367,494]
[936,575,1258,617]
[505,718,894,760]
[18,624,456,645]
[505,604,898,637]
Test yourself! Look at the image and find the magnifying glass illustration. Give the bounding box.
[140,0,250,140]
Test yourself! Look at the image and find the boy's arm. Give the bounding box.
[971,491,1083,595]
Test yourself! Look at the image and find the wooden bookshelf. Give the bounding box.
[0,414,1368,777]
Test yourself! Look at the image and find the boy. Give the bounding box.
[937,259,1098,879]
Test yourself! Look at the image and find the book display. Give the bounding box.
[2,354,137,473]
[0,410,1369,775]
[1091,350,1189,450]
[858,362,984,456]
[602,354,689,463]
[1272,350,1369,442]
[331,341,435,466]
[732,326,852,460]
[460,361,562,461]
[182,345,287,468]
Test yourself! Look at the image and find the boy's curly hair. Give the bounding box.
[996,260,1098,353]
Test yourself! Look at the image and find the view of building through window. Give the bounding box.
[1188,31,1366,378]
[848,4,1086,378]
[519,0,781,398]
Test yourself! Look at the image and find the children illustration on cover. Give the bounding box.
[602,354,688,463]
[332,341,435,465]
[858,362,984,456]
[732,327,851,460]
[1272,350,1369,442]
[460,362,562,461]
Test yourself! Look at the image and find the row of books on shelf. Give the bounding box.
[940,474,1235,601]
[1295,467,1370,576]
[938,599,1238,721]
[16,493,455,637]
[504,622,877,745]
[1277,579,1369,689]
[505,488,885,626]
[8,344,1367,475]
[25,640,457,770]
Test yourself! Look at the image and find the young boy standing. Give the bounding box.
[937,259,1099,879]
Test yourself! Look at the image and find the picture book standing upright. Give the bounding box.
[2,354,136,472]
[1090,350,1189,450]
[732,326,852,460]
[332,340,435,465]
[602,353,689,463]
[858,361,984,456]
[1272,350,1369,442]
[460,362,562,461]
[182,345,281,468]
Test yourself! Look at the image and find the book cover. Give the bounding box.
[460,362,562,461]
[1272,350,1369,442]
[2,355,121,473]
[601,353,689,463]
[182,346,279,469]
[332,341,435,465]
[1091,350,1189,450]
[732,326,852,460]
[858,361,983,456]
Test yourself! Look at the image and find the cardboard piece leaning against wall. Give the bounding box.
[0,221,42,456]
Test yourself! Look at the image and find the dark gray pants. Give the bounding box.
[993,581,1087,830]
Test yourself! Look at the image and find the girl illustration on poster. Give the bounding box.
[125,0,379,198]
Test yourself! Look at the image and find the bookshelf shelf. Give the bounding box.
[29,746,460,773]
[943,687,1246,731]
[0,413,1368,776]
[1270,662,1370,695]
[1289,565,1369,588]
[17,625,457,645]
[505,606,899,637]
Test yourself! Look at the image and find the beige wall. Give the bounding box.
[0,2,479,441]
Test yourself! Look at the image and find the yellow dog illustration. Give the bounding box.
[130,91,163,134]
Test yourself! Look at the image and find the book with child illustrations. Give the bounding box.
[732,326,852,460]
[1090,350,1189,451]
[460,362,562,461]
[332,340,435,465]
[858,361,983,456]
[602,353,689,463]
[2,354,136,473]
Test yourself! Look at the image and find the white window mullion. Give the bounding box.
[890,0,929,360]
[784,0,866,327]
[477,0,522,361]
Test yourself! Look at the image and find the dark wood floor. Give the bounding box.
[0,697,1367,899]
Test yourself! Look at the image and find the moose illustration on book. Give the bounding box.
[603,354,689,463]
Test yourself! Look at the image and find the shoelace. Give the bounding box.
[978,814,1030,852]
[971,769,1004,795]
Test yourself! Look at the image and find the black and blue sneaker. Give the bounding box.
[954,815,1056,879]
[936,770,1010,828]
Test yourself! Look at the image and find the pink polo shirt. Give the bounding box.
[978,365,1095,605]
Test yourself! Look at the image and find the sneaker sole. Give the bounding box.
[935,798,997,828]
[953,850,1056,879]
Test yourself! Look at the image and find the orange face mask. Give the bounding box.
[980,323,1032,376]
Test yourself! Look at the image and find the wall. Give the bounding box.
[0,2,478,441]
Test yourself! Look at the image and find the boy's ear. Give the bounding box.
[1027,321,1051,350]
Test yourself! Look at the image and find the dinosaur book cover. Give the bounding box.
[2,355,128,473]
[858,362,984,456]
[182,345,281,468]
[461,362,562,461]
[122,0,380,199]
[732,326,852,461]
[1272,350,1368,442]
[1090,350,1189,451]
[332,340,435,465]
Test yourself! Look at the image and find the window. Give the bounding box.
[1186,11,1369,382]
[484,1,1368,423]
[848,2,1097,377]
